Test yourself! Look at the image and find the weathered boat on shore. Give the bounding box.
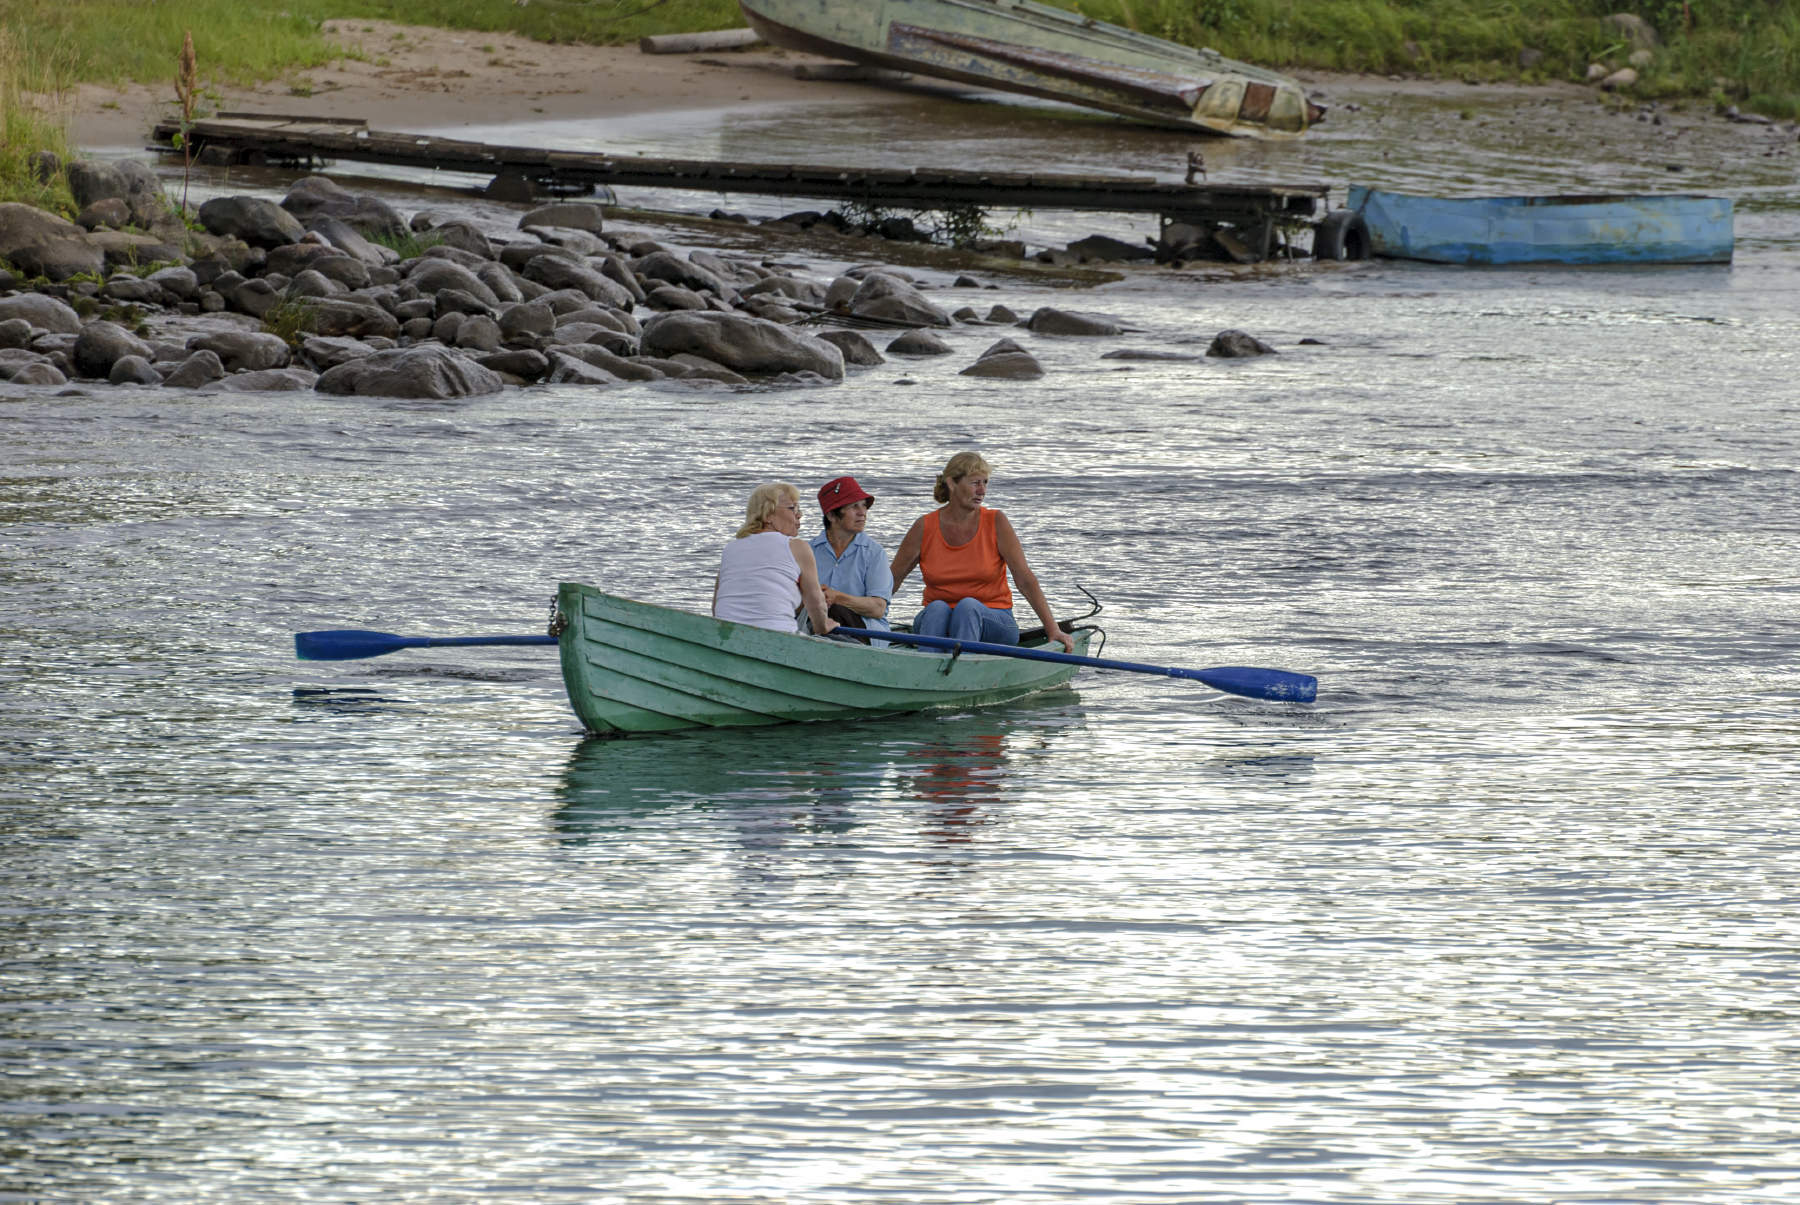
[555,582,1094,735]
[1316,185,1735,266]
[738,0,1323,138]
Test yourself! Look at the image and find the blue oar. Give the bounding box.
[294,627,1317,703]
[295,629,558,661]
[851,628,1317,703]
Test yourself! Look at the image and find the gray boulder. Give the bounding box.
[498,300,556,341]
[300,298,402,340]
[520,254,635,309]
[519,202,606,233]
[198,196,306,248]
[0,293,82,334]
[147,266,200,301]
[1026,307,1123,336]
[634,250,734,298]
[316,345,504,398]
[453,315,504,352]
[406,259,501,306]
[299,336,378,371]
[76,198,130,231]
[646,284,710,311]
[1207,329,1278,358]
[427,219,495,260]
[72,322,154,379]
[0,318,34,348]
[887,329,953,356]
[161,349,227,388]
[215,367,319,392]
[816,330,884,366]
[543,351,626,387]
[0,203,105,281]
[108,355,163,386]
[305,214,395,266]
[7,361,68,386]
[640,311,844,379]
[848,274,951,327]
[476,348,549,380]
[188,330,292,373]
[522,226,607,256]
[960,337,1044,380]
[280,176,408,241]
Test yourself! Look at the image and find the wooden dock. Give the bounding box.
[150,113,1329,254]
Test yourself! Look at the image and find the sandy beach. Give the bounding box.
[67,19,930,149]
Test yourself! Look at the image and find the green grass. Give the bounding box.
[1056,0,1799,108]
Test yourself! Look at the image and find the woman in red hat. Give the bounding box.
[712,482,838,637]
[809,475,891,634]
[889,452,1072,652]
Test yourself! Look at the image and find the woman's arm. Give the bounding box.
[823,541,891,619]
[790,538,839,635]
[889,516,925,594]
[994,511,1072,651]
[822,587,888,619]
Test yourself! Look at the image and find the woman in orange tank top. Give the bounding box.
[889,452,1072,651]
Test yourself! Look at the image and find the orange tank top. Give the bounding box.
[920,508,1012,610]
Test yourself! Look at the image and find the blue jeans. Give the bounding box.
[915,598,1019,646]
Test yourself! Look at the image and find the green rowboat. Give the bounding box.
[555,582,1092,736]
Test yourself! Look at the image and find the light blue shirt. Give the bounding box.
[808,529,892,632]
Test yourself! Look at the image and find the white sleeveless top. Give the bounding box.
[713,531,802,633]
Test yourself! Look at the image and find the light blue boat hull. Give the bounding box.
[1347,184,1733,266]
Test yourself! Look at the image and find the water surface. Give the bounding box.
[4,81,1799,1203]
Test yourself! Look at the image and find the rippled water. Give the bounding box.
[5,81,1800,1201]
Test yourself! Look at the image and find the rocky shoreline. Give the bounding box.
[0,156,1284,399]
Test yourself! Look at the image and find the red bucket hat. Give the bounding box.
[818,475,875,514]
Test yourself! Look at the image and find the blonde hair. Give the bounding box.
[933,451,993,504]
[734,481,799,539]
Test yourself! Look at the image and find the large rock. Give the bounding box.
[299,298,403,340]
[305,214,395,267]
[215,367,320,392]
[1207,329,1278,358]
[161,349,227,388]
[72,322,155,379]
[959,337,1044,380]
[519,202,605,233]
[813,329,882,367]
[520,254,635,309]
[0,292,83,335]
[1026,307,1123,336]
[639,311,844,379]
[280,176,408,241]
[316,345,505,398]
[406,259,501,306]
[847,274,950,327]
[886,329,953,356]
[198,196,305,248]
[633,250,734,298]
[188,330,292,373]
[0,204,104,281]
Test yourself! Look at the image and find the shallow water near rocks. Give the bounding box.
[5,79,1800,1202]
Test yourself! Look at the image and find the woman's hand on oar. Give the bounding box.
[850,628,1317,703]
[295,629,558,661]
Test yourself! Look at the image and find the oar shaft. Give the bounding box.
[853,628,1316,703]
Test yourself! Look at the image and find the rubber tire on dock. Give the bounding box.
[1312,208,1370,260]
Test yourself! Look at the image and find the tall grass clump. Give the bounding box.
[1057,0,1798,112]
[0,26,77,213]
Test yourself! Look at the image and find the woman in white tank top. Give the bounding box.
[712,482,839,636]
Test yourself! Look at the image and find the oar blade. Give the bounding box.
[295,629,422,661]
[1182,665,1318,703]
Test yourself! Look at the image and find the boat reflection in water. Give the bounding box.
[552,697,1086,853]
